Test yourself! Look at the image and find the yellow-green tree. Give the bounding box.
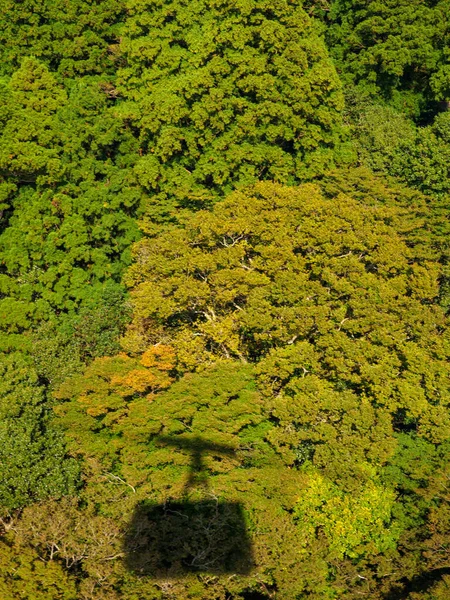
[40,181,448,598]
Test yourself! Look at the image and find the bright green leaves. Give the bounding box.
[55,345,176,473]
[346,105,450,312]
[0,0,125,79]
[295,471,398,559]
[259,363,397,482]
[30,283,131,389]
[430,0,450,102]
[0,1,448,597]
[125,181,444,352]
[118,0,345,223]
[0,59,141,516]
[22,178,448,597]
[0,58,66,187]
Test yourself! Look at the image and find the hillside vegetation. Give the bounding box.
[0,1,449,599]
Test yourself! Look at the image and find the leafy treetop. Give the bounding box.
[321,0,450,116]
[0,0,124,79]
[123,182,449,482]
[118,0,345,226]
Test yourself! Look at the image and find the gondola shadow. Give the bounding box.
[124,435,254,578]
[383,567,450,599]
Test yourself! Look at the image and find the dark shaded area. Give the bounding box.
[125,499,253,577]
[384,567,450,599]
[240,593,273,600]
[124,435,254,577]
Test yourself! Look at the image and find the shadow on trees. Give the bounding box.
[383,567,450,599]
[124,436,254,578]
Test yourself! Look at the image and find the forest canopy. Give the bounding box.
[0,1,449,599]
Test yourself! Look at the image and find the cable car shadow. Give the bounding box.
[124,498,253,577]
[123,435,254,578]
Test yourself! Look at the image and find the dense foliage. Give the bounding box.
[0,0,124,79]
[309,0,450,117]
[1,1,449,599]
[118,0,345,226]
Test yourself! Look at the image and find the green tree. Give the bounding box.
[17,180,447,599]
[351,105,450,199]
[0,57,66,192]
[31,282,131,390]
[0,352,78,511]
[1,1,449,597]
[55,344,177,473]
[318,0,450,117]
[0,59,141,344]
[118,0,345,226]
[0,0,125,79]
[344,108,450,312]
